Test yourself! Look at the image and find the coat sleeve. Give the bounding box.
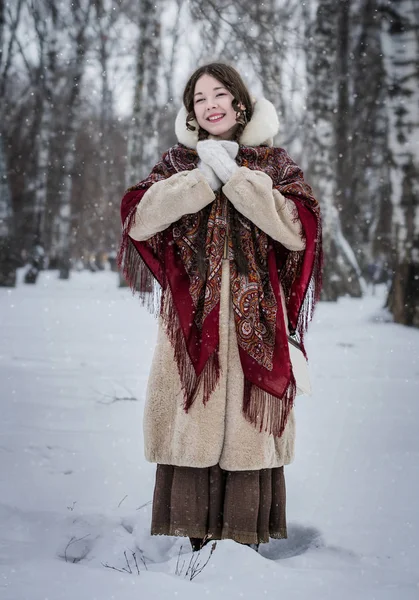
[128,169,215,242]
[222,167,305,251]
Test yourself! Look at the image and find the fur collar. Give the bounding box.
[174,97,279,148]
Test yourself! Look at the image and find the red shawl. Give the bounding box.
[118,144,322,437]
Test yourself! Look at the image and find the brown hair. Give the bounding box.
[182,63,253,143]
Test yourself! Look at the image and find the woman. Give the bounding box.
[118,63,322,550]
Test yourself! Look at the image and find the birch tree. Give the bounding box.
[381,0,419,326]
[126,0,161,184]
[32,0,58,256]
[304,0,364,300]
[0,0,24,119]
[88,0,121,258]
[19,0,59,283]
[0,0,24,285]
[158,0,186,153]
[47,0,93,279]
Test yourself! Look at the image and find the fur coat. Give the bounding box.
[127,98,306,471]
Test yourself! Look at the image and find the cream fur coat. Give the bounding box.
[128,98,305,471]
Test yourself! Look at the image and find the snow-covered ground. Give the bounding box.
[1,269,418,600]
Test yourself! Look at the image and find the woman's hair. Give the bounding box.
[182,63,254,143]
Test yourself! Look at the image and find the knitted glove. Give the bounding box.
[197,160,222,191]
[218,139,239,160]
[196,139,239,184]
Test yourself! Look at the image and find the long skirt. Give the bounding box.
[151,464,287,545]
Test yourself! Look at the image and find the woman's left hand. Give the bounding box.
[196,139,239,184]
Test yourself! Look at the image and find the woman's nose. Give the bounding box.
[206,99,218,110]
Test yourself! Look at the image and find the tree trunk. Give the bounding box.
[382,0,419,326]
[50,5,92,279]
[304,0,364,300]
[158,0,185,154]
[34,5,57,249]
[253,0,287,128]
[0,136,17,286]
[23,2,58,283]
[346,0,393,279]
[126,0,161,184]
[335,0,351,236]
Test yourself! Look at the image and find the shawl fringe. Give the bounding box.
[117,203,161,315]
[161,287,220,409]
[293,218,323,355]
[243,376,296,438]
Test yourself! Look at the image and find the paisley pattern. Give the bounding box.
[125,143,320,371]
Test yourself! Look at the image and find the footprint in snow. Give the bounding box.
[259,523,358,562]
[25,444,74,475]
[259,523,324,560]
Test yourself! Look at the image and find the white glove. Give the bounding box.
[196,139,239,184]
[197,160,221,191]
[218,140,239,160]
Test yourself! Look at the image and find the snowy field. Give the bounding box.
[0,269,418,600]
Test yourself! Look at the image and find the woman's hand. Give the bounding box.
[196,139,239,184]
[197,160,221,191]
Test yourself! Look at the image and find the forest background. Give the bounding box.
[0,0,418,327]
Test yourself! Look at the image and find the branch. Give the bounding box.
[0,0,24,98]
[63,534,91,563]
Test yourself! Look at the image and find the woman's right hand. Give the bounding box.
[198,160,221,191]
[197,140,239,184]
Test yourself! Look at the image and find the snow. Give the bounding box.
[1,269,418,599]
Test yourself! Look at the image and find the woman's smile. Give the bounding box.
[207,113,225,122]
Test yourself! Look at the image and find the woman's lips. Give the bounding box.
[207,114,225,122]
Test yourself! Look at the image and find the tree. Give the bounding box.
[0,136,17,286]
[0,0,25,285]
[382,0,419,326]
[126,0,161,184]
[349,0,393,273]
[304,0,365,300]
[45,0,94,279]
[22,0,59,283]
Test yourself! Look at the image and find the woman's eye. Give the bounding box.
[216,93,226,97]
[195,98,203,103]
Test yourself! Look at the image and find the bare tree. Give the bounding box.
[3,0,412,298]
[188,0,302,142]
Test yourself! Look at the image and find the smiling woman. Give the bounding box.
[118,63,322,552]
[192,75,242,140]
[183,64,253,143]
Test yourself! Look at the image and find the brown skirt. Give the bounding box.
[151,464,287,545]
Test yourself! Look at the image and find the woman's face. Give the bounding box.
[193,74,238,139]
